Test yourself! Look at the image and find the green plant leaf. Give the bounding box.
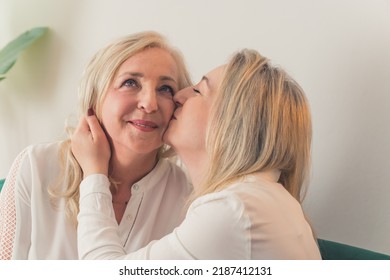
[0,27,48,76]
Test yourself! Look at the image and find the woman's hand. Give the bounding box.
[71,110,111,178]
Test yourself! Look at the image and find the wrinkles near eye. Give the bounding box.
[121,79,138,88]
[159,85,175,96]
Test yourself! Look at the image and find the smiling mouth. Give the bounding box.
[128,120,158,131]
[130,122,157,128]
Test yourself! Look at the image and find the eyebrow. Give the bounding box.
[160,75,178,84]
[201,75,212,90]
[118,72,177,84]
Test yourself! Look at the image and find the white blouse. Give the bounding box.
[0,142,191,259]
[78,170,322,259]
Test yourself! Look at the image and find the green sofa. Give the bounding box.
[317,238,390,260]
[0,177,389,260]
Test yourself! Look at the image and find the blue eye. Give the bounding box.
[159,85,175,96]
[121,79,138,88]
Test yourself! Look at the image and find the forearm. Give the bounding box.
[77,175,205,260]
[77,174,128,259]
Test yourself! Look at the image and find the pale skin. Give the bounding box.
[72,47,179,223]
[72,65,226,197]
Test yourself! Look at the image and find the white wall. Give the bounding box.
[1,0,389,254]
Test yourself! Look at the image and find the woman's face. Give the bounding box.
[164,65,225,154]
[101,47,178,155]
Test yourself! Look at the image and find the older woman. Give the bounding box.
[0,31,192,259]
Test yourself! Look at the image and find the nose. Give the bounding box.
[173,86,192,107]
[138,86,158,113]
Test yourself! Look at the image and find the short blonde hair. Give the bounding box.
[51,31,192,225]
[196,49,312,203]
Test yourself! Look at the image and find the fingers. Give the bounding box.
[85,113,105,141]
[70,109,111,178]
[73,109,104,142]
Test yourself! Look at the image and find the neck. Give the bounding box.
[109,148,158,189]
[178,150,208,190]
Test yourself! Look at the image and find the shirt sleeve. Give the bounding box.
[78,178,250,260]
[0,149,30,260]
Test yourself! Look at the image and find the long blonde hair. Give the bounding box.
[50,31,192,225]
[195,49,312,203]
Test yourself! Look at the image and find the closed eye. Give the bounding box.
[193,88,201,94]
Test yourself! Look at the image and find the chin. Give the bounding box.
[163,138,173,147]
[162,130,173,146]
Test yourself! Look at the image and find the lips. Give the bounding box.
[128,119,158,132]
